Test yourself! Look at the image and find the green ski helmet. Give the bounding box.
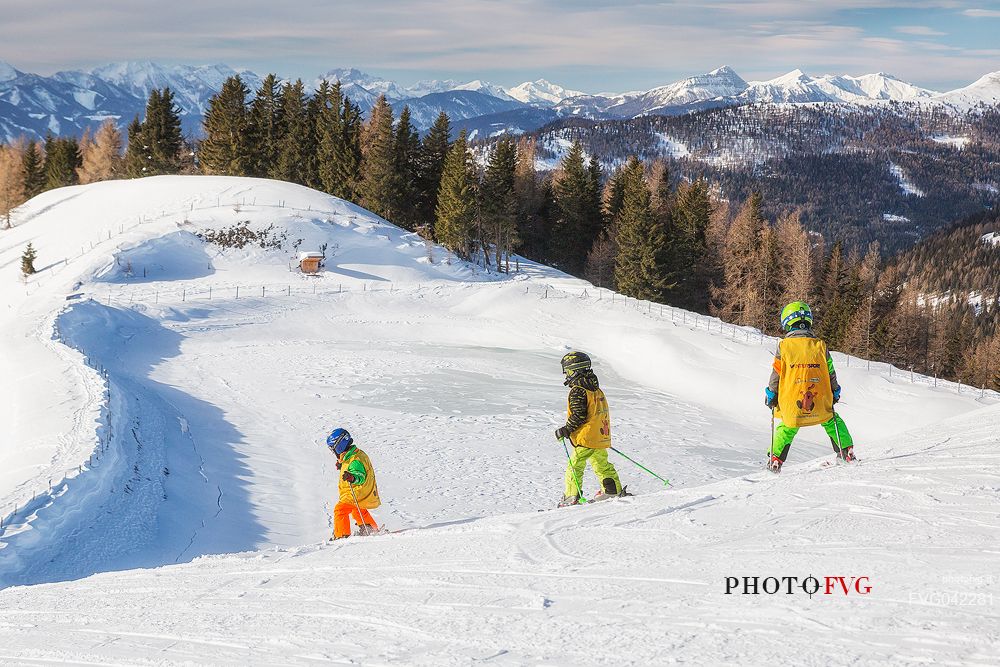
[780,301,813,331]
[561,351,592,378]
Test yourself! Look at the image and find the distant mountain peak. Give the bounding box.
[0,61,21,82]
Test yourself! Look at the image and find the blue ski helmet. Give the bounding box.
[326,428,354,455]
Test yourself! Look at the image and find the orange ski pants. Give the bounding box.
[333,501,378,538]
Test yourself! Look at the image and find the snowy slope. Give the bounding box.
[0,176,996,664]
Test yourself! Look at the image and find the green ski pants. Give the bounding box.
[565,445,621,497]
[771,413,853,461]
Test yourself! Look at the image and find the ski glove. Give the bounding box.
[764,387,778,409]
[555,426,572,440]
[342,471,357,484]
[833,387,841,404]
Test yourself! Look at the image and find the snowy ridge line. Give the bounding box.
[0,327,115,544]
[83,276,1000,404]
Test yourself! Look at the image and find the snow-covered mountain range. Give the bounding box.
[2,60,999,142]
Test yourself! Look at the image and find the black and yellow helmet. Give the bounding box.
[561,351,592,377]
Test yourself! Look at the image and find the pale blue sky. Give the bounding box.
[2,1,999,92]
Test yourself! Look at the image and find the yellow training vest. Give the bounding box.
[568,388,612,449]
[338,448,381,509]
[774,337,834,428]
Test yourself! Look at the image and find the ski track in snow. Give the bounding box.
[0,176,997,665]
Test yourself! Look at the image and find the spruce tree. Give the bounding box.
[334,97,363,201]
[434,130,476,259]
[417,112,452,228]
[274,80,310,184]
[481,136,518,271]
[44,137,82,189]
[316,80,344,194]
[200,75,251,176]
[143,88,184,175]
[670,179,713,311]
[393,106,421,230]
[614,157,670,301]
[358,95,398,220]
[21,140,45,196]
[551,140,603,274]
[21,242,37,276]
[247,74,285,178]
[123,116,147,178]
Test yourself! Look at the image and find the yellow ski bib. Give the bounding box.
[774,337,834,428]
[569,388,612,449]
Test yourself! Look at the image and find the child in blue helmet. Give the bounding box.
[326,428,380,539]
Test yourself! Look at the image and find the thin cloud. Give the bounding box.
[963,8,1000,17]
[894,25,946,35]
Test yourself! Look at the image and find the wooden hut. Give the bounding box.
[298,251,324,275]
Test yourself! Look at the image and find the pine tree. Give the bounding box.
[480,136,518,271]
[274,80,310,184]
[359,95,399,220]
[200,75,251,176]
[21,242,37,276]
[434,130,477,259]
[551,140,603,274]
[44,136,82,190]
[21,140,45,197]
[0,144,26,228]
[247,74,285,178]
[77,120,123,184]
[417,112,451,228]
[614,157,670,301]
[393,106,421,230]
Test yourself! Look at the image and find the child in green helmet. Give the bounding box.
[764,302,856,473]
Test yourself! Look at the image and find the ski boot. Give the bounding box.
[837,446,857,463]
[355,524,380,537]
[592,479,629,501]
[767,455,783,474]
[558,494,582,508]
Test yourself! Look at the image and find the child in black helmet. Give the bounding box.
[554,351,625,506]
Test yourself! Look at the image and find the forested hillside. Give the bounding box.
[516,104,999,252]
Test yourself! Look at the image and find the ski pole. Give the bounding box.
[348,481,367,532]
[770,407,776,459]
[609,446,670,486]
[832,409,843,453]
[560,437,588,503]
